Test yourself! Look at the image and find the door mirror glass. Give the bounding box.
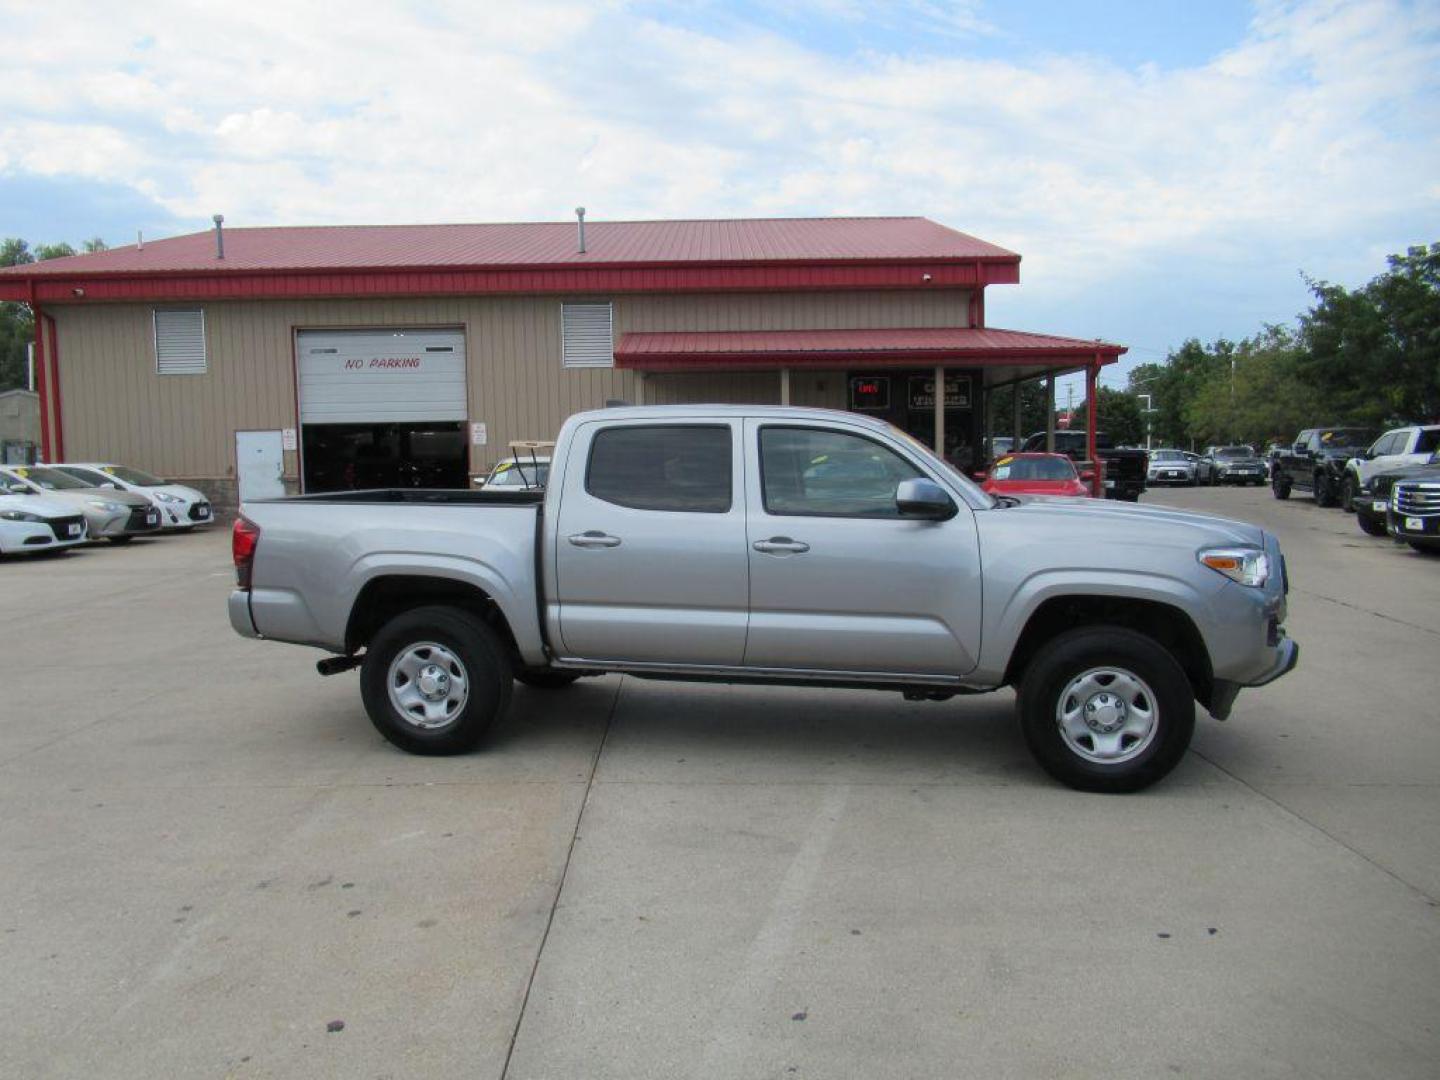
[895,478,956,520]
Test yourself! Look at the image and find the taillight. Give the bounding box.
[232,516,260,589]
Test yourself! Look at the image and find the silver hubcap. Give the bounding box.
[387,642,469,729]
[1056,667,1159,765]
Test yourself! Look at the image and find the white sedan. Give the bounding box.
[0,486,89,555]
[54,463,214,530]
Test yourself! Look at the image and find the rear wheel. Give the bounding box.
[360,606,512,755]
[1340,475,1357,512]
[1017,626,1195,793]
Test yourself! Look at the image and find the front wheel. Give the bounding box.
[1017,626,1195,793]
[1340,476,1357,512]
[360,606,513,755]
[1314,473,1337,507]
[1357,513,1388,537]
[1272,478,1291,500]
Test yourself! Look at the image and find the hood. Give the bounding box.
[1372,462,1440,492]
[153,483,206,502]
[0,492,73,519]
[38,487,151,509]
[996,494,1265,547]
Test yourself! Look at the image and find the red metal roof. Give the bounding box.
[0,217,1017,278]
[615,327,1125,370]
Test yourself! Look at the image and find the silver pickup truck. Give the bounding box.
[229,405,1297,792]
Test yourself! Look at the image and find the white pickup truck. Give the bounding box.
[230,405,1298,793]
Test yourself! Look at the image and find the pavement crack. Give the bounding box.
[1294,588,1440,638]
[1189,746,1439,906]
[499,675,622,1080]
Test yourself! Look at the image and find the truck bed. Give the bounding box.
[254,487,545,506]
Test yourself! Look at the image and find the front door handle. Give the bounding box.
[568,530,622,548]
[753,536,810,555]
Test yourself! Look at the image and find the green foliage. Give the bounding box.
[1079,386,1145,446]
[988,379,1051,438]
[0,236,103,390]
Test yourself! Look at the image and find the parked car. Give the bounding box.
[1341,425,1440,512]
[986,436,1015,459]
[1388,472,1440,554]
[230,404,1297,794]
[473,456,551,490]
[975,453,1092,498]
[1146,449,1197,487]
[1017,430,1147,501]
[1196,445,1265,486]
[52,463,213,529]
[0,464,160,543]
[1272,427,1378,506]
[0,484,88,555]
[1354,452,1440,537]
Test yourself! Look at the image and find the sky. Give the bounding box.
[2,0,1437,389]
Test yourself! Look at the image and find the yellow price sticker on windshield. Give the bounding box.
[995,455,1014,467]
[493,462,511,472]
[14,467,28,477]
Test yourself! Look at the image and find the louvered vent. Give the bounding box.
[561,302,613,368]
[153,309,208,375]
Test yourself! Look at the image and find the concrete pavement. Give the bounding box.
[1,486,1437,1077]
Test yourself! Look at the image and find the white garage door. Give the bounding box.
[297,328,467,423]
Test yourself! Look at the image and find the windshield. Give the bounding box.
[991,456,1077,482]
[1216,446,1255,459]
[487,461,551,488]
[1151,450,1185,462]
[9,465,91,490]
[883,422,994,507]
[96,464,164,486]
[1319,429,1376,448]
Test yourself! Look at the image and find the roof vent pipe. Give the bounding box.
[212,214,225,260]
[575,206,586,254]
[137,230,144,251]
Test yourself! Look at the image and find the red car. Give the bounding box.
[977,453,1094,498]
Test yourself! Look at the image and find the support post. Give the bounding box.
[1085,360,1100,497]
[933,365,945,457]
[1045,374,1055,453]
[780,367,791,406]
[29,290,50,463]
[1012,377,1023,444]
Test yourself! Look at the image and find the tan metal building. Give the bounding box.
[0,216,1123,505]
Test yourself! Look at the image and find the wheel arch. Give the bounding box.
[345,574,521,663]
[1002,594,1215,710]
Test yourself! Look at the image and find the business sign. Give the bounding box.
[908,374,971,411]
[849,376,891,410]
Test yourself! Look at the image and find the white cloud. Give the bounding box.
[0,0,1436,347]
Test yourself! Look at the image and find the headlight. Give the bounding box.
[154,492,184,504]
[0,510,44,522]
[1199,546,1270,587]
[88,500,124,511]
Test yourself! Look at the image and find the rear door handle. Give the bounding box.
[568,530,622,548]
[753,536,810,555]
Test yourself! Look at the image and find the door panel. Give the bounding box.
[741,419,982,675]
[235,430,285,501]
[554,420,749,665]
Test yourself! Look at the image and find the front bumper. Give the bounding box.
[1209,637,1299,720]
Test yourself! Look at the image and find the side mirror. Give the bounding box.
[896,478,957,521]
[104,482,120,490]
[1079,469,1095,483]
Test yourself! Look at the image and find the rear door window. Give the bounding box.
[585,425,732,513]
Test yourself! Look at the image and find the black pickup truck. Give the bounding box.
[1019,430,1148,501]
[1272,427,1377,507]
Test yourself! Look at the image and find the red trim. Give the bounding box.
[29,288,50,462]
[4,259,1021,305]
[617,347,1123,371]
[46,314,64,461]
[1086,360,1100,497]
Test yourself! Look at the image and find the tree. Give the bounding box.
[83,237,108,254]
[1186,326,1318,448]
[0,238,95,390]
[988,379,1051,441]
[33,242,76,261]
[1077,386,1145,446]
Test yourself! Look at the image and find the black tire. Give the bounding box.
[515,671,582,690]
[106,535,134,545]
[1357,512,1388,537]
[360,605,513,755]
[1340,475,1357,512]
[1314,473,1337,507]
[1272,477,1291,500]
[1409,541,1440,556]
[1017,626,1195,794]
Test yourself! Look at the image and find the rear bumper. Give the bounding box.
[228,590,259,638]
